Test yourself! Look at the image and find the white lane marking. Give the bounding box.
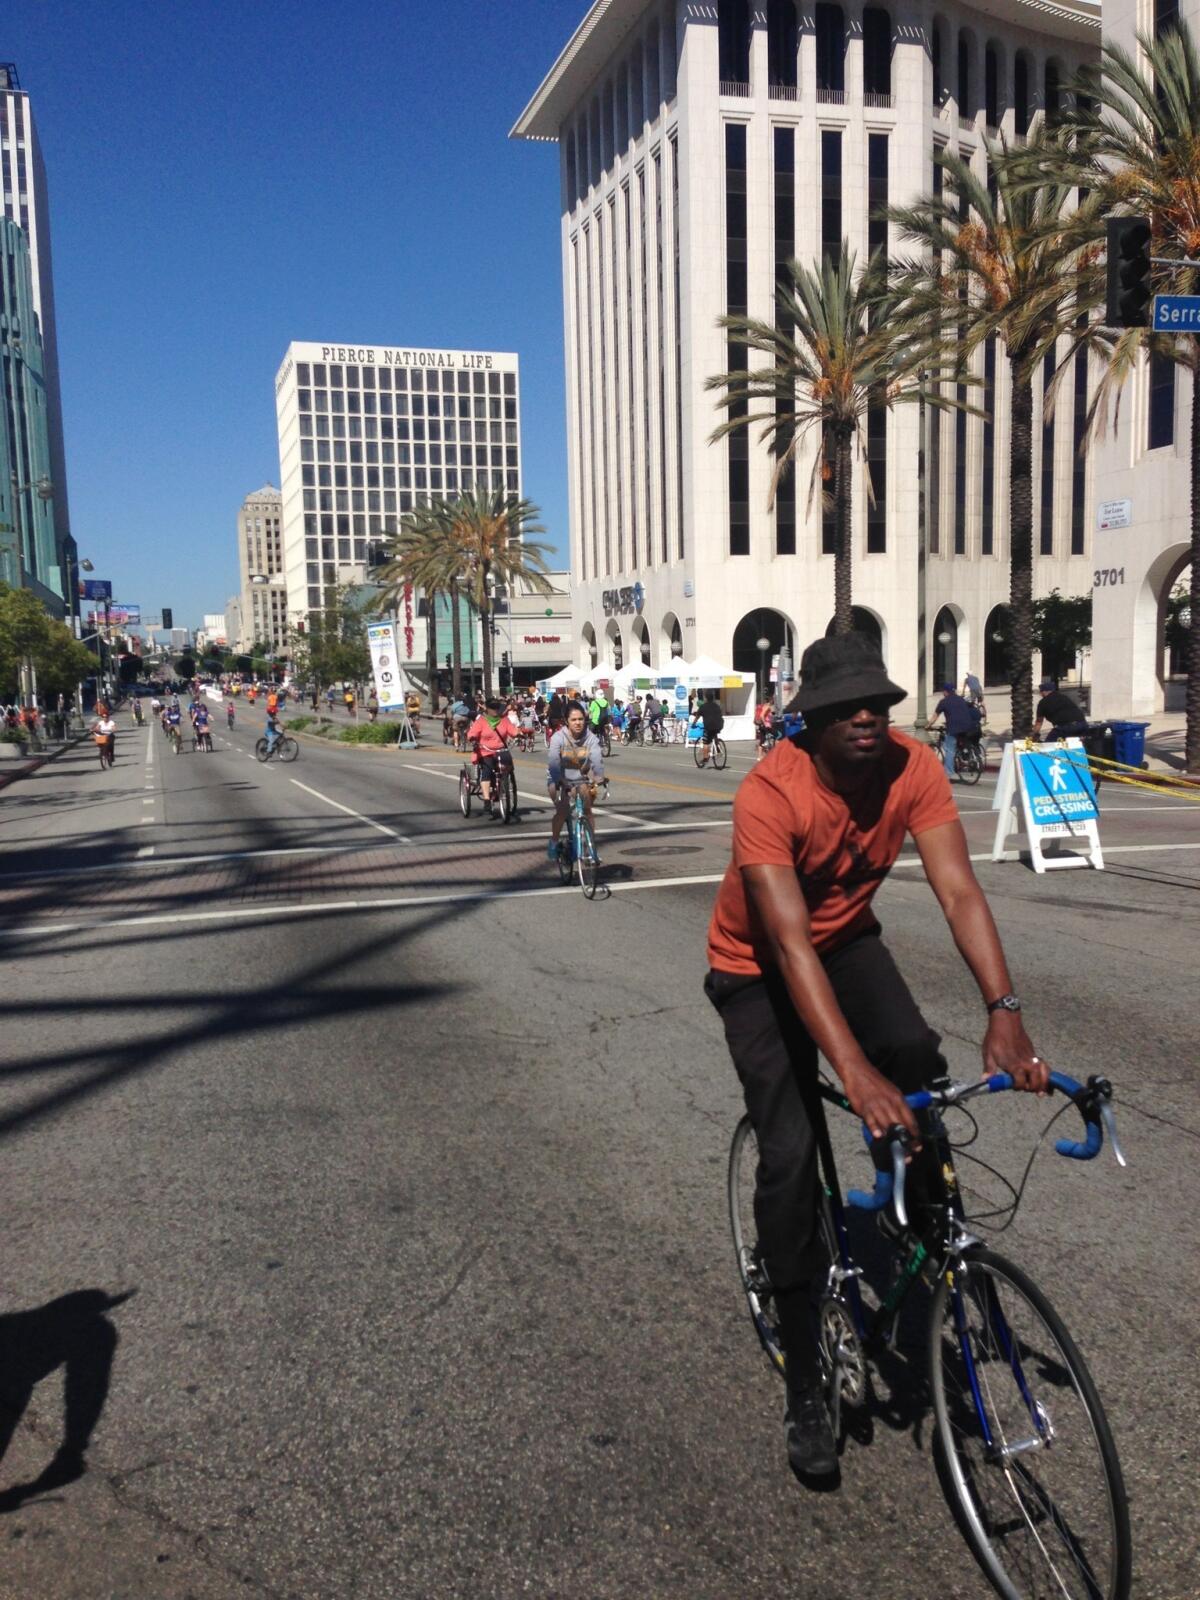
[142,797,154,806]
[7,840,1200,941]
[137,845,155,858]
[288,778,411,842]
[0,872,731,938]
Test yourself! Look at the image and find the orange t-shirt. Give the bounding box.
[707,730,959,975]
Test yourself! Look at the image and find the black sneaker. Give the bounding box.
[785,1381,838,1477]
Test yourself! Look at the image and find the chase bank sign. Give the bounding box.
[601,581,645,617]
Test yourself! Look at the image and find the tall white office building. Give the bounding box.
[514,1,1099,713]
[0,63,72,604]
[235,484,287,654]
[274,341,522,634]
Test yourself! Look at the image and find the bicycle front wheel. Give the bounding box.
[693,739,706,769]
[458,767,472,817]
[277,737,299,763]
[576,815,600,898]
[930,1246,1131,1600]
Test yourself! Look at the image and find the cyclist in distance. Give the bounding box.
[705,635,1048,1479]
[193,700,212,749]
[466,696,520,816]
[692,690,725,762]
[165,699,183,744]
[925,680,980,781]
[264,703,282,756]
[546,701,605,861]
[587,686,611,739]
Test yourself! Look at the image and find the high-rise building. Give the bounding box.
[513,2,1099,713]
[236,484,287,654]
[274,341,522,632]
[224,593,244,655]
[0,216,58,608]
[0,63,72,612]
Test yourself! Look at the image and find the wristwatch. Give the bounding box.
[986,993,1022,1015]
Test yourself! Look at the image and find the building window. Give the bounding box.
[768,0,798,90]
[867,132,888,261]
[957,35,971,119]
[932,22,944,107]
[1044,61,1061,124]
[640,166,653,558]
[985,44,1000,127]
[656,149,671,561]
[672,134,684,560]
[1148,351,1175,449]
[981,336,996,555]
[929,148,944,555]
[610,194,623,574]
[1071,344,1088,555]
[726,123,750,556]
[625,184,639,571]
[1040,346,1055,556]
[866,134,889,554]
[862,8,892,100]
[815,4,845,98]
[583,226,599,577]
[1014,54,1029,135]
[598,208,612,575]
[774,127,796,555]
[821,129,842,259]
[718,0,752,87]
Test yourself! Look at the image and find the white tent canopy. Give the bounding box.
[541,663,582,690]
[580,660,619,693]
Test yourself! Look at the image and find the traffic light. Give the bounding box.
[445,654,451,670]
[501,650,509,669]
[1106,217,1152,328]
[161,606,174,630]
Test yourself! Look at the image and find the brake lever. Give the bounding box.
[890,1136,909,1231]
[1098,1102,1127,1168]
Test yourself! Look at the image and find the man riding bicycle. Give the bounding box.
[705,635,1047,1479]
[587,689,610,737]
[925,681,981,781]
[466,697,520,816]
[264,707,282,754]
[193,702,212,749]
[691,690,725,762]
[165,701,183,745]
[546,702,605,861]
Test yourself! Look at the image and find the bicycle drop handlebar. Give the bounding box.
[846,1071,1126,1229]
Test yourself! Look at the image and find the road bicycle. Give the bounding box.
[729,1071,1131,1599]
[624,718,645,747]
[194,726,214,753]
[598,722,612,758]
[169,724,183,756]
[693,732,728,770]
[254,733,298,763]
[94,733,115,770]
[552,779,607,898]
[458,749,517,823]
[933,731,986,786]
[513,725,538,754]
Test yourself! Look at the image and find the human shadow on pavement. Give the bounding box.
[0,1288,134,1511]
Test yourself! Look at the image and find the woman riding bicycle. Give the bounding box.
[545,702,605,861]
[466,697,520,817]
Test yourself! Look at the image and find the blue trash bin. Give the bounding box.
[1108,720,1149,768]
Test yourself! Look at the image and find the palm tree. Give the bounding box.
[887,130,1099,737]
[1056,27,1200,770]
[376,504,467,704]
[706,245,939,635]
[443,488,554,696]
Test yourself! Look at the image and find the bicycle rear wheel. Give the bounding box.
[497,768,516,823]
[254,738,269,762]
[600,726,611,758]
[956,745,983,786]
[930,1246,1131,1600]
[576,815,600,898]
[713,738,727,770]
[458,767,472,817]
[278,736,299,763]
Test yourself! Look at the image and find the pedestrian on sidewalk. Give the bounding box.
[367,690,379,723]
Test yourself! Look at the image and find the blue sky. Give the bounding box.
[8,0,584,630]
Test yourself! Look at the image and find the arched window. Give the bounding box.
[933,606,959,689]
[816,4,846,98]
[718,0,752,87]
[1014,54,1030,135]
[1045,60,1061,124]
[768,0,798,90]
[957,33,972,118]
[932,20,944,106]
[985,44,1001,127]
[863,8,892,100]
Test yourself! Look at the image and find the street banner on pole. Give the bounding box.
[992,739,1103,872]
[366,621,405,711]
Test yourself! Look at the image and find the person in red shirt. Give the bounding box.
[466,697,520,815]
[705,634,1049,1479]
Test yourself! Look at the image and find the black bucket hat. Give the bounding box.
[794,633,907,715]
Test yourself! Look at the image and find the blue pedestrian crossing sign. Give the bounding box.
[1020,749,1099,825]
[991,738,1104,873]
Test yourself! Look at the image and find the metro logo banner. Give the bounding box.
[366,621,403,708]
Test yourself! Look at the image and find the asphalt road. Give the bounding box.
[0,718,1198,1599]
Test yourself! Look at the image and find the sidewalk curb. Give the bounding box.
[0,731,88,792]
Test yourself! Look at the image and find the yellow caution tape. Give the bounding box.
[1035,742,1200,804]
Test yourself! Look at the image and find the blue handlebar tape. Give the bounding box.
[847,1171,894,1212]
[1055,1121,1103,1161]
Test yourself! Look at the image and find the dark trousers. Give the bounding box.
[705,931,946,1296]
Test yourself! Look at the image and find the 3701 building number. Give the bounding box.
[1092,567,1125,588]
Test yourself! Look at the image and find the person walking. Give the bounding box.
[367,690,380,723]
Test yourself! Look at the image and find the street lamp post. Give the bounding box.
[755,634,771,706]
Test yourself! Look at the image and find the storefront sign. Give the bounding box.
[402,584,414,660]
[1096,499,1132,532]
[523,634,561,645]
[601,581,645,616]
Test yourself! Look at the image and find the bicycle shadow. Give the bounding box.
[0,1287,134,1512]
